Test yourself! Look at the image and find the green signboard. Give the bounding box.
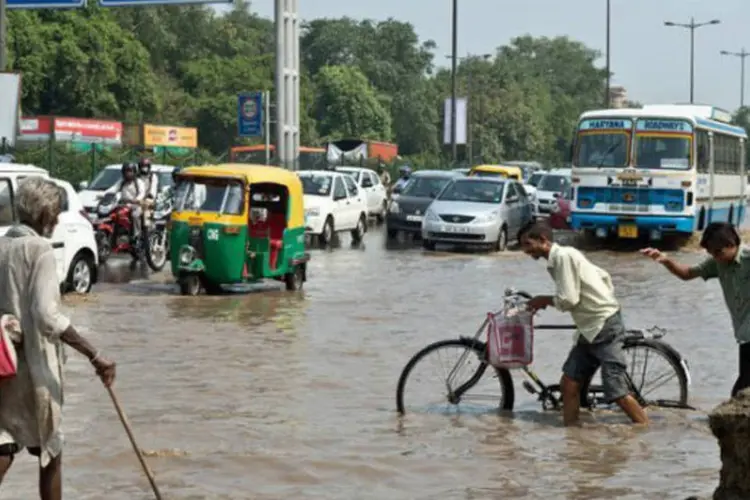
[70,142,110,153]
[154,146,192,156]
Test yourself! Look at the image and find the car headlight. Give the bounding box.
[425,210,439,221]
[179,246,196,265]
[476,211,498,223]
[389,201,400,213]
[306,207,320,217]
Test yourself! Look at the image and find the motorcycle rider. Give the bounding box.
[392,165,412,193]
[119,162,146,254]
[138,158,159,200]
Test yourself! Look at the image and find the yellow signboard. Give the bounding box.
[143,124,197,148]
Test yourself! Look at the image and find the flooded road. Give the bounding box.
[2,226,735,499]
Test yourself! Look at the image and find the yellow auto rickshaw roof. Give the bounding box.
[470,164,523,175]
[178,163,302,185]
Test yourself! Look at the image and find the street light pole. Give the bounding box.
[664,17,721,104]
[446,53,492,166]
[721,48,750,108]
[450,0,458,163]
[605,0,611,107]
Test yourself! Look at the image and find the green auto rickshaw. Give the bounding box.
[169,163,310,295]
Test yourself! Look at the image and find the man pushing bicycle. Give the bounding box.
[518,221,648,426]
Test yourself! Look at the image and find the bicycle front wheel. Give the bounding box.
[583,338,689,409]
[396,338,515,415]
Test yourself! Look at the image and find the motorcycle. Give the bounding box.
[144,187,173,272]
[93,192,167,272]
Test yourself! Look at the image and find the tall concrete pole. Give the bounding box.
[274,0,300,170]
[0,0,8,72]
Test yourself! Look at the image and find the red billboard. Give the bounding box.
[19,116,52,142]
[18,116,123,145]
[54,117,122,144]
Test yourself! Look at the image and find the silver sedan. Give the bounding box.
[421,177,534,252]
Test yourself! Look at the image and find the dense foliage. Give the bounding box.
[6,0,613,174]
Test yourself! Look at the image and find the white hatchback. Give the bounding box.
[335,167,388,221]
[0,163,99,294]
[298,170,368,245]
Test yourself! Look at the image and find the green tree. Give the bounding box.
[312,65,391,140]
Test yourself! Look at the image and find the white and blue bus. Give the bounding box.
[569,104,747,240]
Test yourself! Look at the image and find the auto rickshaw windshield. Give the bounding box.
[174,177,244,214]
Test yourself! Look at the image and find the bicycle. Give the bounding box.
[396,288,693,415]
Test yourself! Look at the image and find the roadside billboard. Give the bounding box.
[0,73,22,149]
[53,117,122,145]
[143,124,198,149]
[19,116,53,142]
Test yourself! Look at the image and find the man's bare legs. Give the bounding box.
[0,455,12,484]
[560,374,582,426]
[39,454,62,500]
[561,374,649,426]
[615,395,649,425]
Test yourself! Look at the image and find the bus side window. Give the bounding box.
[697,130,710,173]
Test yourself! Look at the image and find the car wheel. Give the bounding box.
[65,252,95,294]
[375,200,387,223]
[319,216,334,246]
[495,226,508,252]
[351,214,366,243]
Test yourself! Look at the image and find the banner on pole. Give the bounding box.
[442,97,467,146]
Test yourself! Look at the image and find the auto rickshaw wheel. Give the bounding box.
[179,275,201,296]
[285,265,305,291]
[201,276,224,295]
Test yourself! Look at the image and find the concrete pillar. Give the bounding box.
[274,0,299,170]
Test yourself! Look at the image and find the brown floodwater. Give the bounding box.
[1,226,737,499]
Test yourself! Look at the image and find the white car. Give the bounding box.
[0,163,99,294]
[535,168,572,216]
[78,163,177,219]
[298,170,368,245]
[335,167,388,221]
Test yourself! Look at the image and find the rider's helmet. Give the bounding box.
[398,165,412,178]
[121,162,137,177]
[138,158,152,177]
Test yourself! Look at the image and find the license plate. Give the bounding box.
[617,224,638,238]
[443,225,470,233]
[406,215,423,222]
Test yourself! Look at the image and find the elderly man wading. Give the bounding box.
[0,177,116,500]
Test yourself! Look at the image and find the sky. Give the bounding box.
[227,0,750,113]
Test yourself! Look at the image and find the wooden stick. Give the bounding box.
[106,386,163,500]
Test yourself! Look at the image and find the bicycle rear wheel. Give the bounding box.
[583,338,689,409]
[396,338,515,415]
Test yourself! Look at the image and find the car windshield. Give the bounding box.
[156,172,175,190]
[538,175,569,192]
[438,180,504,203]
[528,173,544,187]
[173,177,244,214]
[575,132,629,167]
[299,174,333,196]
[402,176,452,198]
[88,168,122,190]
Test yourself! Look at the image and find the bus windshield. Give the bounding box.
[575,132,629,168]
[633,119,693,170]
